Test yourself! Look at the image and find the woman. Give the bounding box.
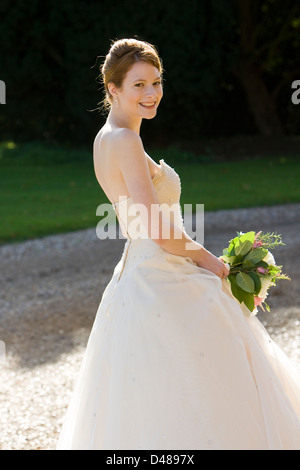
[57,38,300,450]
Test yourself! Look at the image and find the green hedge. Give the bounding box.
[0,0,299,148]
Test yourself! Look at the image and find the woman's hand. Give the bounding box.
[196,247,230,279]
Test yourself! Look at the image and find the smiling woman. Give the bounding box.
[107,61,163,122]
[99,38,164,114]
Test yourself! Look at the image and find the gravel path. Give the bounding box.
[0,203,300,450]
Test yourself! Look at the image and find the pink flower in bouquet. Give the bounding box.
[257,266,268,274]
[254,296,264,307]
[253,231,263,248]
[253,241,262,248]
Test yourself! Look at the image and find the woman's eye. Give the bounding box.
[135,82,161,87]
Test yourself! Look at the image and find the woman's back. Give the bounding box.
[93,124,161,206]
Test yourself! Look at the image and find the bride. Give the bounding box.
[57,38,300,450]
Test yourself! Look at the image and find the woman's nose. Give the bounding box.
[144,86,156,97]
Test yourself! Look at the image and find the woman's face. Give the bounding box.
[113,61,163,119]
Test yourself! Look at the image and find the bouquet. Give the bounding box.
[221,231,290,316]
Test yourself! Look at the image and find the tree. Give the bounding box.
[232,0,300,135]
[0,0,299,145]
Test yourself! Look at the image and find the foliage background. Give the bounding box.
[0,0,299,150]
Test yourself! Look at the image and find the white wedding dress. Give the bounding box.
[57,159,300,450]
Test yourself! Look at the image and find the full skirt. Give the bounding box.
[57,238,300,450]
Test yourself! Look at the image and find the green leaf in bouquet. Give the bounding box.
[228,242,236,257]
[236,272,255,293]
[223,248,229,256]
[226,232,256,258]
[232,254,243,265]
[242,259,255,270]
[255,260,269,269]
[228,274,244,303]
[240,240,254,256]
[248,272,261,295]
[243,293,255,312]
[228,274,255,312]
[235,240,253,257]
[244,248,268,264]
[238,231,256,243]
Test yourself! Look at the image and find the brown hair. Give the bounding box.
[98,38,163,112]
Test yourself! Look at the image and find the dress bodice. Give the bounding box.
[112,159,184,240]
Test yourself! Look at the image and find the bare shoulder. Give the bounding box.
[105,128,147,174]
[111,127,140,141]
[94,127,143,162]
[108,127,144,155]
[95,126,141,147]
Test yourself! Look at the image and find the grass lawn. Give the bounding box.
[178,156,300,211]
[0,141,299,245]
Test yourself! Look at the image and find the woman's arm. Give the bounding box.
[159,226,229,278]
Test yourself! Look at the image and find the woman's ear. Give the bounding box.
[108,82,118,100]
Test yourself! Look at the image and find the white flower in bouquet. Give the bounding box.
[263,251,275,267]
[258,275,273,301]
[256,251,276,302]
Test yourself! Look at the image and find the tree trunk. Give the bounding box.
[234,60,284,135]
[234,0,284,135]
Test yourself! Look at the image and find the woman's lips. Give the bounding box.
[139,102,156,109]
